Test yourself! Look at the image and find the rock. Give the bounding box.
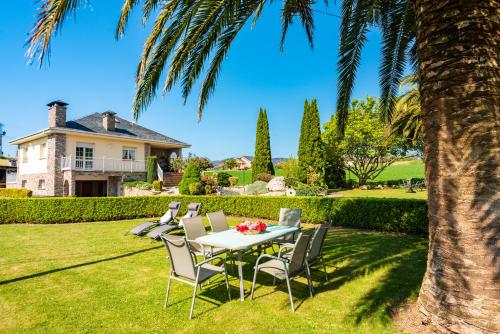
[267,176,286,192]
[360,185,370,190]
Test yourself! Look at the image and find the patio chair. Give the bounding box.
[183,215,227,258]
[250,233,313,312]
[206,210,229,233]
[272,208,302,246]
[279,223,330,282]
[146,202,201,240]
[160,235,231,320]
[127,202,181,236]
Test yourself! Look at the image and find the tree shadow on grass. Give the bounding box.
[317,229,427,325]
[0,246,163,286]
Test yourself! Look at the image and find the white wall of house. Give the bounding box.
[66,134,146,161]
[18,137,48,175]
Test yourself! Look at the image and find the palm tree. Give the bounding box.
[388,74,422,143]
[26,0,499,332]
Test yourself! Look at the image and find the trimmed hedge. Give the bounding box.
[0,188,32,198]
[0,195,428,234]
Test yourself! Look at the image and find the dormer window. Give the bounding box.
[122,147,136,161]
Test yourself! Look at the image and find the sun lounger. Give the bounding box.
[146,202,201,240]
[127,202,181,236]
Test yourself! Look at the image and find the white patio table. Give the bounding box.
[195,225,299,301]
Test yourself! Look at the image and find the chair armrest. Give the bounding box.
[186,239,206,254]
[255,253,288,268]
[195,255,226,267]
[278,243,295,257]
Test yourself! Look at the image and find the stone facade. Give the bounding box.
[48,102,67,128]
[47,134,66,197]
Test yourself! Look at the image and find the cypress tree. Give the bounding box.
[252,108,274,181]
[146,156,158,183]
[297,99,325,184]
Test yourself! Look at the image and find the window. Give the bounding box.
[75,143,94,170]
[38,179,46,190]
[122,147,136,161]
[39,143,47,159]
[22,147,28,163]
[21,180,27,188]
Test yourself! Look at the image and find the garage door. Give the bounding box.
[75,181,107,197]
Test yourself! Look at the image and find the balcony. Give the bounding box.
[61,155,146,173]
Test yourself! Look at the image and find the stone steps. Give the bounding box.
[163,172,183,187]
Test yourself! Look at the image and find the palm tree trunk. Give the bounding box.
[415,0,499,333]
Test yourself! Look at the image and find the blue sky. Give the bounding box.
[0,1,382,160]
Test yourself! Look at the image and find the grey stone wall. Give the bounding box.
[46,134,66,196]
[48,105,66,128]
[17,173,52,197]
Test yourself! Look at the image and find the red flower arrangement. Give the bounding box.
[235,220,267,234]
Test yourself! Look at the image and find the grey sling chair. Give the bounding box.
[127,202,181,236]
[250,233,313,312]
[270,208,302,250]
[279,223,330,283]
[160,235,231,320]
[146,202,201,241]
[206,211,229,233]
[183,215,227,258]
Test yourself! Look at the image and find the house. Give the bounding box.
[0,157,17,188]
[10,101,190,197]
[236,156,253,170]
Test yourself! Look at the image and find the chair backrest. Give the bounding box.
[160,202,181,223]
[161,235,196,280]
[307,224,329,261]
[287,233,311,274]
[185,203,201,218]
[207,211,229,233]
[279,208,301,228]
[182,216,206,253]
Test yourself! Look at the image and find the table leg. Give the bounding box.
[238,251,244,301]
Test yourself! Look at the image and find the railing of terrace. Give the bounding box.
[61,155,146,173]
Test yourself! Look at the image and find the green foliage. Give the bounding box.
[152,180,162,191]
[188,182,203,195]
[0,188,32,198]
[296,186,323,196]
[0,196,428,234]
[280,157,300,179]
[146,156,158,183]
[228,176,239,187]
[122,181,153,190]
[252,108,274,181]
[255,173,273,182]
[190,156,214,171]
[284,177,299,188]
[170,157,187,172]
[178,160,201,195]
[216,172,231,187]
[245,181,268,195]
[322,115,346,188]
[298,99,325,184]
[324,97,407,185]
[222,158,238,170]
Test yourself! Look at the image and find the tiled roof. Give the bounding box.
[62,113,189,146]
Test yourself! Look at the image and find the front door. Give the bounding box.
[75,181,107,197]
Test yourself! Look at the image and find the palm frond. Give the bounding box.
[26,0,85,64]
[280,0,315,51]
[116,0,141,39]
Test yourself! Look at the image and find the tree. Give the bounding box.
[324,97,406,185]
[280,156,300,179]
[222,158,238,170]
[27,1,500,331]
[178,160,201,195]
[146,156,158,183]
[297,99,326,184]
[189,156,214,172]
[322,119,345,188]
[252,108,274,181]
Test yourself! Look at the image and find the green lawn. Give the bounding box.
[0,218,427,333]
[336,188,428,199]
[203,169,284,185]
[347,159,425,184]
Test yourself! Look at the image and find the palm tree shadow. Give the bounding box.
[316,229,427,324]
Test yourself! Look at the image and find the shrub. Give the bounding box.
[0,188,32,198]
[152,180,162,192]
[245,181,268,195]
[146,156,158,183]
[0,196,428,234]
[189,182,203,195]
[296,186,323,196]
[217,172,231,187]
[122,181,153,190]
[255,173,273,182]
[284,177,299,188]
[205,185,213,195]
[229,176,239,187]
[179,160,201,194]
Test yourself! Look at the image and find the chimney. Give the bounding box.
[102,111,117,131]
[47,100,68,128]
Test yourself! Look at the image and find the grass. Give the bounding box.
[346,159,425,184]
[0,218,427,333]
[336,188,428,199]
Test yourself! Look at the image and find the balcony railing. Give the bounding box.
[61,155,146,173]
